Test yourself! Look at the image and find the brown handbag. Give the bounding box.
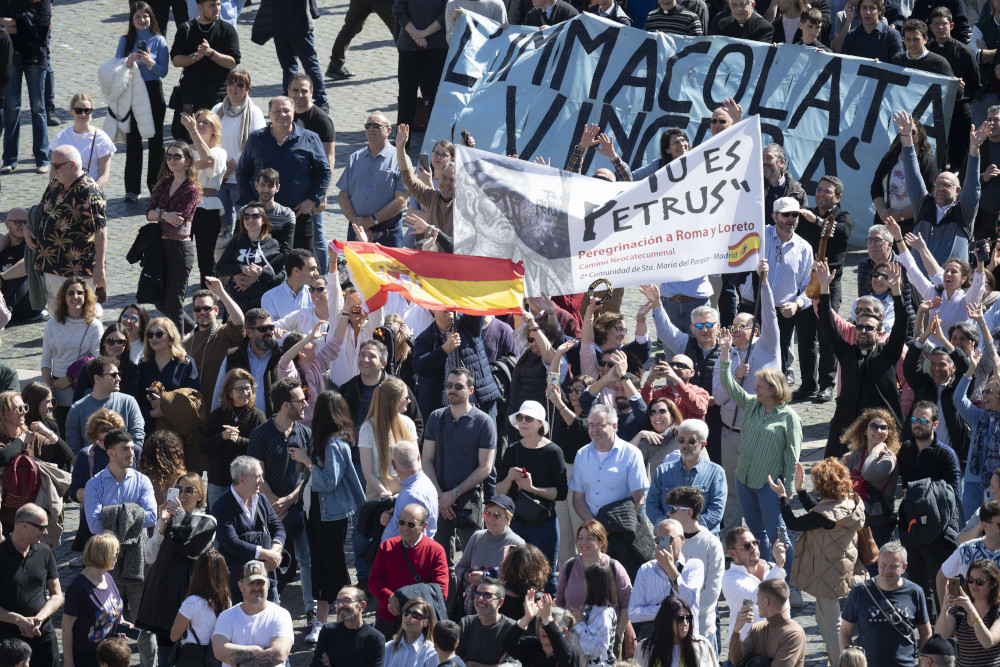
[857,525,879,565]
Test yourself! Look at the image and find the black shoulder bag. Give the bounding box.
[394,541,450,624]
[512,444,555,525]
[435,415,483,530]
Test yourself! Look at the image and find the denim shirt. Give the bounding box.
[647,455,727,535]
[310,437,365,521]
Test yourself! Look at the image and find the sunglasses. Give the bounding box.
[165,152,185,161]
[227,80,247,89]
[676,614,693,622]
[472,591,498,600]
[243,212,263,221]
[598,360,615,368]
[649,408,670,415]
[872,272,889,280]
[50,160,70,170]
[514,414,536,423]
[855,324,877,332]
[527,336,536,343]
[484,510,504,519]
[192,305,215,313]
[334,597,358,606]
[677,437,701,446]
[146,330,167,339]
[403,609,426,620]
[670,362,692,371]
[869,423,889,432]
[692,322,716,330]
[24,521,48,532]
[252,325,276,333]
[710,118,729,125]
[72,107,93,115]
[105,338,128,347]
[175,486,197,495]
[308,286,327,293]
[398,519,423,528]
[569,386,586,394]
[778,212,799,219]
[910,416,932,425]
[364,122,388,129]
[970,577,991,586]
[120,315,140,324]
[667,505,691,514]
[443,382,468,390]
[730,323,751,332]
[14,405,27,414]
[614,325,627,334]
[232,386,253,394]
[101,371,121,379]
[739,539,761,551]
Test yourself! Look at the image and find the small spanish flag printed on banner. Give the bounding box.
[333,240,525,316]
[727,233,761,267]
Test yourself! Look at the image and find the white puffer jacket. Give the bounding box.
[97,57,155,143]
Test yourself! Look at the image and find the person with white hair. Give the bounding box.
[380,439,439,542]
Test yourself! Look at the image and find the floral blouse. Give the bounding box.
[148,177,200,240]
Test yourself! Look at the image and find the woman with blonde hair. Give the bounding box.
[358,377,417,499]
[146,140,201,332]
[50,93,116,187]
[201,368,265,507]
[137,429,187,506]
[137,317,200,428]
[384,597,438,667]
[838,646,867,667]
[41,277,102,428]
[769,458,866,666]
[840,407,901,546]
[63,533,128,667]
[179,109,227,289]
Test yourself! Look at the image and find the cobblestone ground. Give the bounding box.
[6,3,863,664]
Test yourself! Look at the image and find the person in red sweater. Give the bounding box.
[640,355,710,420]
[369,503,449,637]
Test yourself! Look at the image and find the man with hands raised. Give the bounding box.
[565,123,631,182]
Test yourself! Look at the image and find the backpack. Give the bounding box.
[901,477,958,545]
[1,454,40,524]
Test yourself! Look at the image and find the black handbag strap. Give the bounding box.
[186,622,202,645]
[862,579,916,646]
[400,542,423,583]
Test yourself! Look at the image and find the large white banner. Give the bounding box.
[428,13,960,242]
[454,117,765,297]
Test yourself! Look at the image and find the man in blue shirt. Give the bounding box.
[840,0,904,60]
[338,112,407,247]
[381,439,439,541]
[235,96,331,253]
[647,419,727,534]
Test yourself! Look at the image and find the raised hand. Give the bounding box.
[395,124,410,148]
[892,111,914,140]
[719,326,733,355]
[758,258,769,280]
[596,133,617,158]
[533,156,551,167]
[722,97,743,123]
[972,120,991,147]
[814,260,835,287]
[579,123,600,148]
[794,461,805,491]
[883,262,902,292]
[638,283,661,306]
[351,222,369,243]
[885,216,903,242]
[403,213,430,235]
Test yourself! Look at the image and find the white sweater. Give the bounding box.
[682,527,726,637]
[40,317,103,376]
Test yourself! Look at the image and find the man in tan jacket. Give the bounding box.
[729,579,807,667]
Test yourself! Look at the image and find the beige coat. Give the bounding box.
[790,492,869,599]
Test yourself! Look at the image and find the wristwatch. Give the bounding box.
[452,487,462,498]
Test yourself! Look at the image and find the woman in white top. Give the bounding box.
[179,109,227,290]
[211,68,265,239]
[359,377,417,500]
[51,94,116,188]
[119,303,150,364]
[169,549,231,665]
[384,598,439,667]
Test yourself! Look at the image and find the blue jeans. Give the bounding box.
[4,53,48,168]
[660,296,710,355]
[218,182,240,236]
[273,29,328,107]
[510,517,559,593]
[736,479,794,577]
[964,477,984,526]
[352,461,372,581]
[291,524,316,613]
[313,211,329,275]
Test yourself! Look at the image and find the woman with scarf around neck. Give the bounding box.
[211,69,264,239]
[955,351,1000,521]
[115,1,169,201]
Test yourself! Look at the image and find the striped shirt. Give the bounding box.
[741,226,812,309]
[644,4,703,34]
[719,360,802,494]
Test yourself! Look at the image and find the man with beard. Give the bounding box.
[0,208,41,322]
[253,168,295,259]
[211,561,293,667]
[308,586,384,667]
[720,526,788,660]
[457,578,515,666]
[183,276,245,400]
[647,419,726,535]
[815,259,909,458]
[211,308,282,417]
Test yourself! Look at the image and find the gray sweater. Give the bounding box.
[66,392,146,454]
[455,527,525,584]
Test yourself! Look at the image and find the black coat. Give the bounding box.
[902,344,971,465]
[127,223,165,304]
[523,0,579,25]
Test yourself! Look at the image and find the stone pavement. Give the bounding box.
[4,1,868,663]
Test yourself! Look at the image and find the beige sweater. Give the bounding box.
[728,612,807,667]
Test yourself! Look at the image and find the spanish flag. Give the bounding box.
[727,233,761,267]
[333,240,525,316]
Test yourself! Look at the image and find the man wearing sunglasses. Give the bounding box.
[456,578,515,666]
[65,356,145,455]
[630,518,704,641]
[0,208,41,322]
[729,579,806,667]
[183,276,246,400]
[211,308,281,416]
[369,503,448,637]
[720,526,788,658]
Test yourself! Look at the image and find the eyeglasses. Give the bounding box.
[675,614,693,622]
[598,360,615,368]
[484,510,504,520]
[364,122,388,129]
[739,539,760,551]
[515,414,536,423]
[196,119,212,127]
[472,591,499,600]
[227,80,247,89]
[650,408,670,415]
[403,609,426,620]
[670,362,693,371]
[286,398,308,405]
[443,382,468,390]
[252,325,275,333]
[614,325,627,334]
[308,286,327,293]
[14,405,27,414]
[101,371,121,379]
[527,337,536,344]
[866,238,888,245]
[569,386,586,394]
[192,305,215,313]
[6,219,26,226]
[243,212,263,221]
[432,150,451,159]
[175,486,196,495]
[146,330,167,339]
[677,437,701,446]
[855,324,877,332]
[910,416,932,424]
[232,386,253,394]
[731,323,751,332]
[872,272,889,280]
[971,577,991,586]
[23,521,48,532]
[815,188,837,195]
[165,152,185,161]
[72,107,93,115]
[50,160,70,170]
[334,597,358,606]
[869,423,889,432]
[692,322,716,330]
[667,505,691,514]
[120,315,140,324]
[398,519,423,528]
[105,338,128,347]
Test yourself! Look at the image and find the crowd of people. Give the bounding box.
[3,0,1000,664]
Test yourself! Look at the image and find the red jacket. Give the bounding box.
[641,381,709,420]
[369,535,449,620]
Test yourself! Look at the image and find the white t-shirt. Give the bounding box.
[177,595,219,645]
[198,146,228,212]
[358,415,417,496]
[212,601,293,667]
[51,127,116,179]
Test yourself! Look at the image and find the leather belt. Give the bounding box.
[666,295,696,302]
[202,188,219,197]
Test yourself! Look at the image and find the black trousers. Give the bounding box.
[147,0,189,40]
[796,276,842,392]
[305,501,349,603]
[155,238,196,334]
[191,207,221,289]
[948,99,972,179]
[294,213,314,252]
[396,48,447,127]
[900,528,955,622]
[330,0,395,66]
[125,79,166,196]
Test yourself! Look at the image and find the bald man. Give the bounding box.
[0,208,41,321]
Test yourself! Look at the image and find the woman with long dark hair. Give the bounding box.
[20,380,71,468]
[288,390,364,642]
[499,543,552,621]
[73,324,140,402]
[167,549,231,667]
[115,0,168,199]
[146,140,200,332]
[215,202,286,313]
[935,558,1000,665]
[635,595,716,667]
[201,368,265,507]
[119,303,150,364]
[137,429,187,506]
[502,592,581,667]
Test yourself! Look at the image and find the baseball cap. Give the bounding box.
[242,560,268,584]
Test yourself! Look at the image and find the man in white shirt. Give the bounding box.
[629,518,704,640]
[261,248,318,321]
[721,526,788,661]
[211,560,293,667]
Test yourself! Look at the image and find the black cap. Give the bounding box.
[921,633,955,656]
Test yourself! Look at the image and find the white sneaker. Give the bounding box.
[789,587,804,608]
[305,620,322,645]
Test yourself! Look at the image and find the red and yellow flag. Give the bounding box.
[333,240,525,315]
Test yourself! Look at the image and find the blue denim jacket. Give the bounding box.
[311,437,365,521]
[648,456,727,535]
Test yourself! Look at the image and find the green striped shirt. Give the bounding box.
[719,361,802,493]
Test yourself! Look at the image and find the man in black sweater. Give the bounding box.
[891,19,955,76]
[310,586,385,667]
[928,7,980,176]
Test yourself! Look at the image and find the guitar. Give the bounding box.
[805,214,836,300]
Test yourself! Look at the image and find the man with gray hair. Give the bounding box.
[628,517,704,640]
[212,455,287,602]
[858,224,917,312]
[31,144,107,312]
[380,440,438,541]
[647,419,726,535]
[840,541,932,666]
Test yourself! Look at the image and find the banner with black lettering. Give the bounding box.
[429,13,958,236]
[454,117,764,297]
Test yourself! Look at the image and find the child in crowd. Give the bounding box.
[574,563,619,667]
